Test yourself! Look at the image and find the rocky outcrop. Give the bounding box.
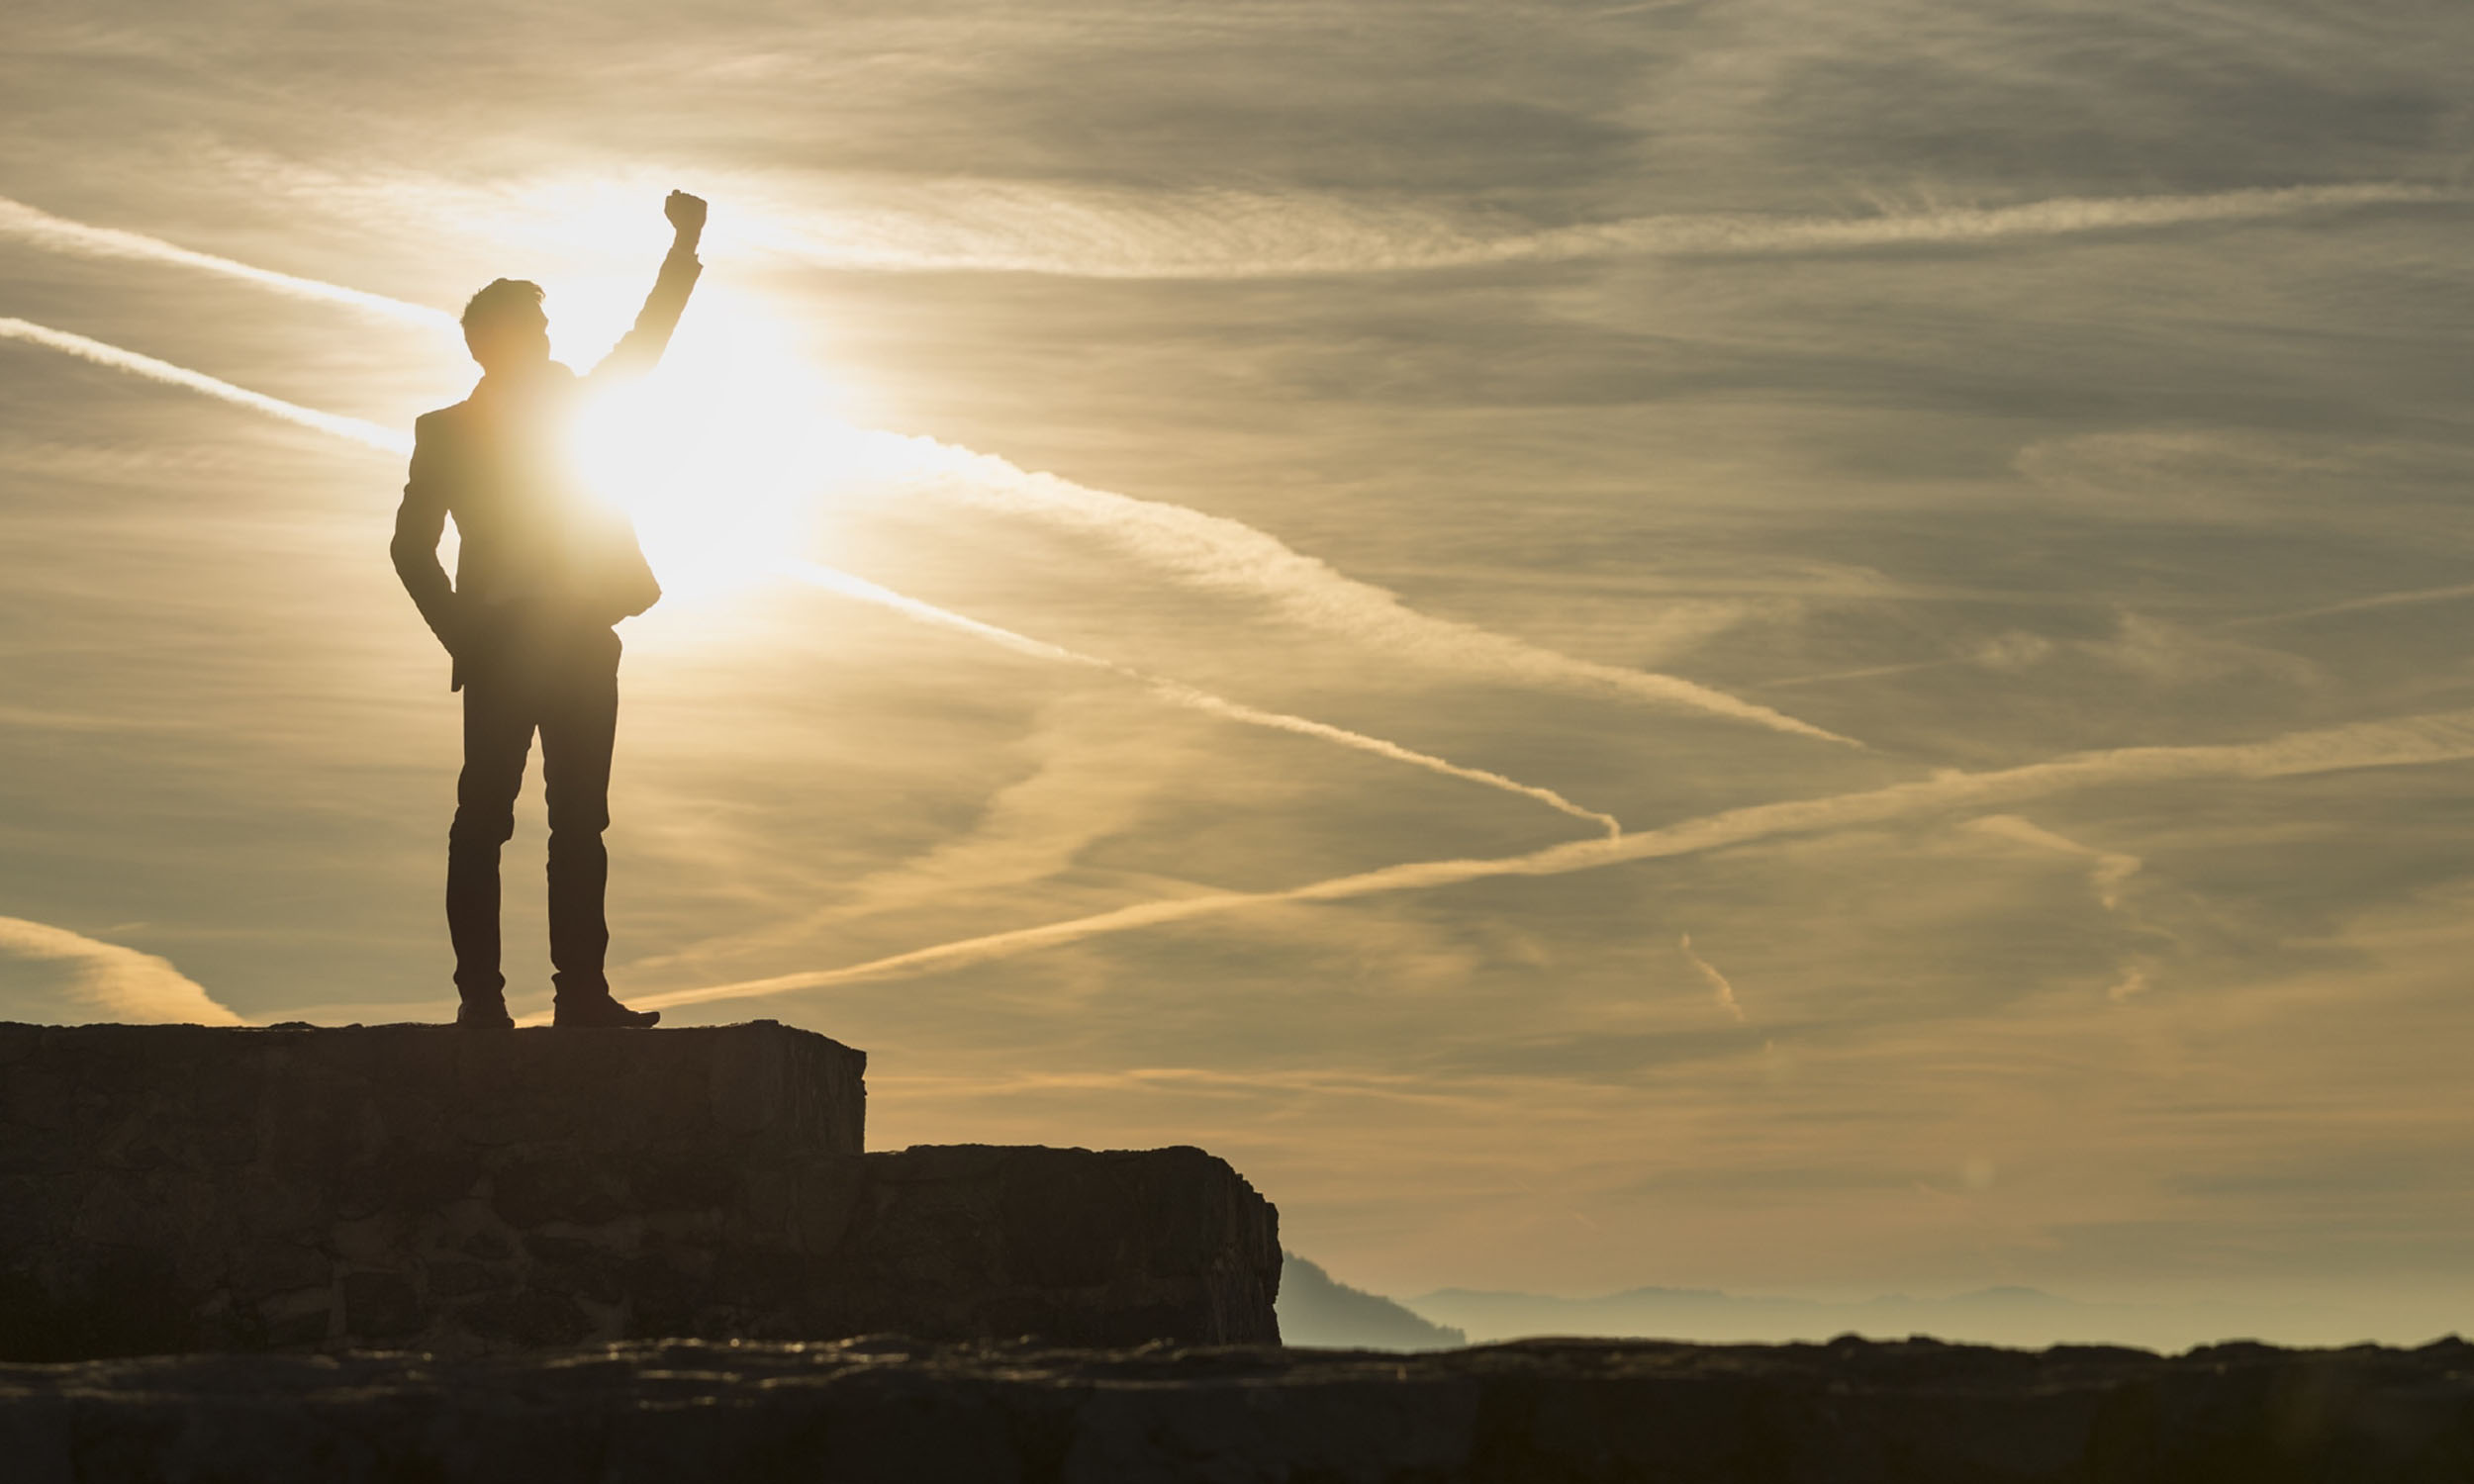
[2,1334,2467,1482]
[0,1023,1278,1357]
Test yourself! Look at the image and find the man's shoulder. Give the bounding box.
[412,398,478,448]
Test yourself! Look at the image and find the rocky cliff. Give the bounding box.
[0,1022,1279,1356]
[3,1334,2467,1482]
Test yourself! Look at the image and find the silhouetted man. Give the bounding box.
[392,190,707,1029]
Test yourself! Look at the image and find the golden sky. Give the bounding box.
[4,0,2472,1342]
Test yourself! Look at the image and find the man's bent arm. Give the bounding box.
[591,191,707,385]
[391,414,461,657]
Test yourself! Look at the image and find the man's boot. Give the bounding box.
[551,975,659,1028]
[454,993,515,1029]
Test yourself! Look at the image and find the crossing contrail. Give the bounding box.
[2,317,1620,836]
[635,704,2474,1012]
[855,438,1857,745]
[784,561,1622,836]
[0,196,1855,747]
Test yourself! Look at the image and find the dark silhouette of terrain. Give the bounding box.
[1405,1282,2397,1353]
[391,190,708,1031]
[0,1022,1278,1358]
[9,1334,2471,1482]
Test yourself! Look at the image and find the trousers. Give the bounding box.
[445,622,622,1004]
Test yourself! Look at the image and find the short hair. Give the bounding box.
[460,277,545,332]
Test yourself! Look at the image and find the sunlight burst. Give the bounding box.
[565,288,865,605]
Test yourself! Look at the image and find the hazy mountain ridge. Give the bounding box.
[1277,1253,1466,1351]
[1405,1284,2455,1353]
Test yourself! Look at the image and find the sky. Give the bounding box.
[3,1,2472,1344]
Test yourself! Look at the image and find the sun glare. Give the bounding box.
[564,288,864,605]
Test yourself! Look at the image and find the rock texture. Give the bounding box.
[2,1335,2467,1482]
[0,1023,1278,1357]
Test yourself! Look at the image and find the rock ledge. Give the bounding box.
[0,1022,1278,1356]
[4,1335,2468,1482]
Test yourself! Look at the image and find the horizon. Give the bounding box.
[4,0,2471,1347]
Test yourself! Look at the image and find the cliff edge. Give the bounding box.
[0,1022,1279,1356]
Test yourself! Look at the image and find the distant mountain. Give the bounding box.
[1403,1284,2345,1353]
[1279,1253,1467,1350]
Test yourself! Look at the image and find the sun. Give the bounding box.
[563,287,866,604]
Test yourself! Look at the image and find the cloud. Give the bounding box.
[639,177,2466,279]
[784,561,1622,836]
[0,195,456,328]
[8,309,1831,796]
[0,917,242,1025]
[3,318,1624,838]
[2226,583,2474,632]
[864,436,1851,742]
[0,200,1849,743]
[2016,429,2474,524]
[1678,933,1746,1022]
[113,166,2456,283]
[1964,814,2141,910]
[0,318,410,455]
[1963,814,2161,1002]
[645,706,2474,1010]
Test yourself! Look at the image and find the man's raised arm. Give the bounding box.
[590,190,706,385]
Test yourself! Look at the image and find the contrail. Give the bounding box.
[1759,576,2474,694]
[740,179,2462,278]
[0,196,455,329]
[0,318,411,455]
[1677,933,1746,1022]
[870,439,1856,744]
[1531,182,2462,265]
[4,318,1618,835]
[783,560,1622,837]
[638,705,2474,1011]
[1964,814,2141,910]
[2,198,1856,747]
[2218,582,2474,630]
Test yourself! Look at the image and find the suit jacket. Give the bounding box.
[392,244,702,690]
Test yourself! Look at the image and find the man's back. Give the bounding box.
[392,231,699,682]
[407,372,660,638]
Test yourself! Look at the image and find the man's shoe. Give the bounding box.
[454,997,515,1029]
[551,992,659,1029]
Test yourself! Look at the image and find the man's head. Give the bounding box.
[460,278,551,373]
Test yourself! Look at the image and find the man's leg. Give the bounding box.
[540,626,654,1025]
[448,669,534,1021]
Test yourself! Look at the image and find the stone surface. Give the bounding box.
[1,1335,2467,1482]
[0,1024,1280,1356]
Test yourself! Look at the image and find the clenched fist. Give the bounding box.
[664,190,708,241]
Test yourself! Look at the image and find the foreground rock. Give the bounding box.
[0,1023,1278,1355]
[2,1335,2467,1482]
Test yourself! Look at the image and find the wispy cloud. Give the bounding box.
[644,707,2474,1010]
[729,179,2465,278]
[1678,933,1746,1022]
[870,437,1852,743]
[165,167,2455,282]
[0,195,454,327]
[1965,814,2141,910]
[0,318,411,454]
[2,200,1849,743]
[785,561,1623,835]
[2223,583,2474,631]
[2,320,1619,834]
[0,917,242,1024]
